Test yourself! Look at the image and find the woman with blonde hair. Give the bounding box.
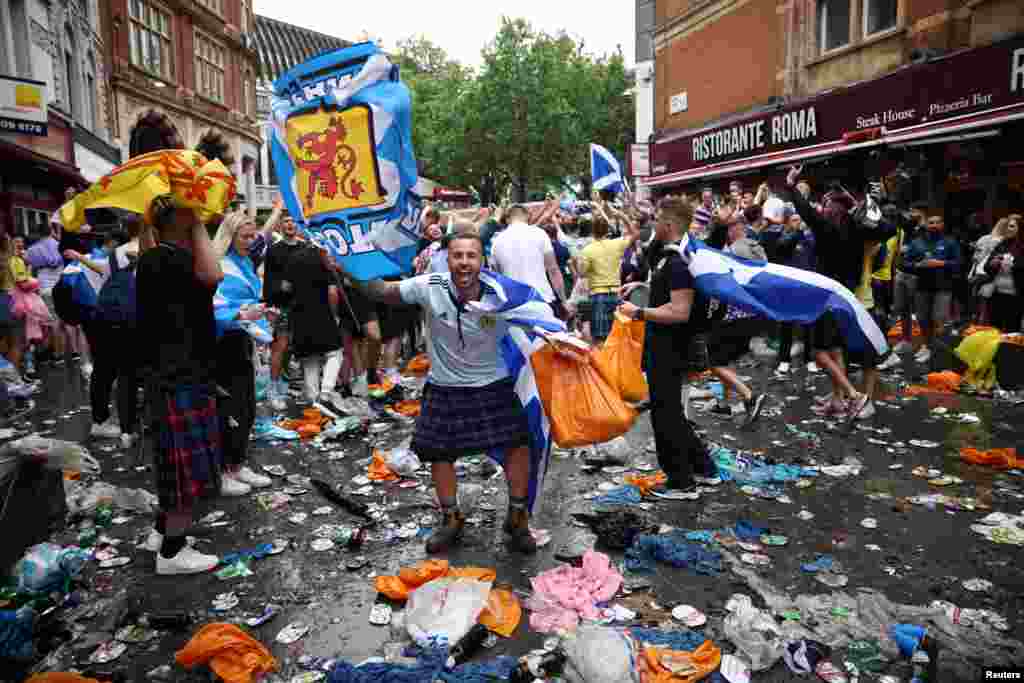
[211,211,274,496]
[971,214,1020,324]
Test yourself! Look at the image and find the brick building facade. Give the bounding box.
[100,0,262,212]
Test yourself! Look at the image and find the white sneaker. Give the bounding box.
[155,546,219,575]
[236,465,272,488]
[120,433,138,449]
[351,376,369,397]
[776,362,791,376]
[877,353,901,371]
[269,379,288,412]
[806,361,820,373]
[91,418,122,439]
[914,347,932,364]
[143,528,163,552]
[80,361,93,380]
[790,342,805,359]
[893,341,912,354]
[220,474,252,497]
[681,386,692,421]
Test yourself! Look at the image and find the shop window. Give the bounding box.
[129,0,174,80]
[863,0,897,37]
[194,29,226,104]
[818,0,851,53]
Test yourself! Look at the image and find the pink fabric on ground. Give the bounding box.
[526,550,623,632]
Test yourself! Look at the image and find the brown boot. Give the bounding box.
[504,507,538,554]
[425,508,465,554]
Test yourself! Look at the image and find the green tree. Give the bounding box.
[396,20,634,203]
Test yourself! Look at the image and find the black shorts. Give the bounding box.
[339,287,378,337]
[810,313,844,351]
[707,317,766,367]
[379,304,419,341]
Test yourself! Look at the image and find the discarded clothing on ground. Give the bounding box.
[562,625,642,683]
[0,606,35,661]
[526,551,623,633]
[783,639,831,675]
[14,543,90,594]
[593,484,643,508]
[630,627,708,652]
[175,622,277,683]
[326,649,517,683]
[626,533,723,576]
[572,510,656,550]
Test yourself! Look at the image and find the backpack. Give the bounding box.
[96,252,137,326]
[52,262,99,326]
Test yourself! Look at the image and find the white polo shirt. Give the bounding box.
[399,273,511,387]
[489,222,555,301]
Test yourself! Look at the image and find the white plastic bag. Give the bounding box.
[384,442,421,476]
[596,436,633,465]
[723,594,784,671]
[1,436,99,475]
[405,578,492,648]
[562,625,642,683]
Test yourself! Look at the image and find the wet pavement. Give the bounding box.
[5,333,1024,682]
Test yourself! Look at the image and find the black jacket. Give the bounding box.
[783,188,896,291]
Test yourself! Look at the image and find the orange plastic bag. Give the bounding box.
[640,641,721,683]
[26,676,105,683]
[367,451,399,482]
[375,575,414,600]
[391,400,422,417]
[592,314,649,403]
[478,588,522,637]
[887,321,922,342]
[625,471,667,496]
[175,623,277,683]
[927,371,962,392]
[398,559,450,586]
[961,447,1024,470]
[448,566,497,582]
[404,353,431,376]
[279,408,329,438]
[531,345,638,448]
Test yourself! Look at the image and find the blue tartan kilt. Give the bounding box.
[411,378,529,463]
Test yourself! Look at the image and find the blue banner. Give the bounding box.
[269,43,422,279]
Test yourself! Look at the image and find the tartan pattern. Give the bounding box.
[411,378,530,463]
[154,384,223,511]
[589,292,620,342]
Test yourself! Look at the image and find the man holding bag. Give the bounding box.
[619,197,716,501]
[340,230,539,556]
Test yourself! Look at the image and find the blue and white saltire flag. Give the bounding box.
[591,143,625,194]
[672,236,889,356]
[213,250,272,345]
[466,271,567,515]
[269,43,422,281]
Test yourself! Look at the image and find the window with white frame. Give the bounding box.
[196,0,223,16]
[128,0,173,80]
[818,0,851,52]
[194,29,226,103]
[863,0,898,37]
[13,207,49,238]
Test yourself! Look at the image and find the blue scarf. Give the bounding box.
[213,249,272,343]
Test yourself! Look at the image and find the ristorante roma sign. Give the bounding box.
[652,36,1024,177]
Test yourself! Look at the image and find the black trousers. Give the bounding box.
[778,323,812,364]
[215,331,256,467]
[82,319,140,434]
[646,362,711,486]
[990,292,1023,333]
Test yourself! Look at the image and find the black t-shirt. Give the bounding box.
[136,242,217,388]
[262,239,304,307]
[285,247,342,357]
[644,246,705,367]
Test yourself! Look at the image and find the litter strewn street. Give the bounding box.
[5,333,1024,682]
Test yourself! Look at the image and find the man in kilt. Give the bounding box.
[343,228,538,555]
[619,197,718,501]
[136,195,225,574]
